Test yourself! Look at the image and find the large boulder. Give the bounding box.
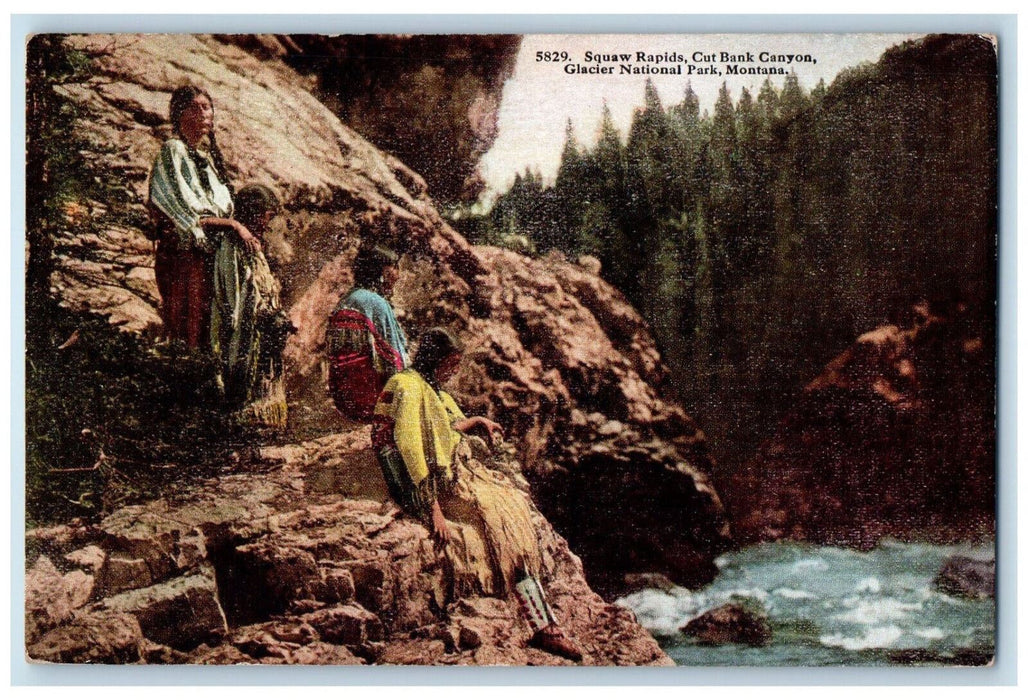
[232,34,523,205]
[25,556,94,644]
[680,603,772,647]
[24,429,672,666]
[728,302,994,547]
[301,604,384,646]
[28,611,146,664]
[97,566,229,650]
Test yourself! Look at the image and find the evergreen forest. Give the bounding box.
[455,35,997,468]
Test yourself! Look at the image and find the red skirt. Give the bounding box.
[154,241,212,349]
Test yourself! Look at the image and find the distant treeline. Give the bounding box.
[455,35,997,464]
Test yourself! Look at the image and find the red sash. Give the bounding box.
[327,309,403,422]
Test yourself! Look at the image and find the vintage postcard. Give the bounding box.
[23,32,997,668]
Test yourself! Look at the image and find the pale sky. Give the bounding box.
[478,33,924,202]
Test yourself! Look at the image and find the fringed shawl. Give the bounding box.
[374,369,465,489]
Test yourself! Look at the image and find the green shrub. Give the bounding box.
[26,301,266,526]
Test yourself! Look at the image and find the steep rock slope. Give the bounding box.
[726,302,994,548]
[26,431,670,665]
[42,33,728,596]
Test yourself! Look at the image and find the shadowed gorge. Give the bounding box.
[467,34,996,546]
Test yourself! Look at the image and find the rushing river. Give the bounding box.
[616,540,995,666]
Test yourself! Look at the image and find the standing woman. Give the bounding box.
[148,85,261,349]
[211,184,294,427]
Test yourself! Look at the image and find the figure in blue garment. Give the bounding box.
[326,243,408,421]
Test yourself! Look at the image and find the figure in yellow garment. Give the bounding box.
[372,328,584,662]
[373,368,464,517]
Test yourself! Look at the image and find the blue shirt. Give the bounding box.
[336,288,409,368]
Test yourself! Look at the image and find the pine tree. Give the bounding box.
[589,102,630,269]
[669,82,705,204]
[627,79,675,216]
[706,82,739,334]
[594,102,626,204]
[710,82,737,165]
[810,77,827,106]
[690,203,714,401]
[778,72,808,123]
[756,79,777,133]
[553,118,587,253]
[624,79,677,323]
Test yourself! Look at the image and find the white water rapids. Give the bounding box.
[616,540,995,666]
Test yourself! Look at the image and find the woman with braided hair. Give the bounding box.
[210,183,294,427]
[326,243,409,422]
[373,328,584,662]
[148,85,262,349]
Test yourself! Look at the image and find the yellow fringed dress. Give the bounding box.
[373,370,542,597]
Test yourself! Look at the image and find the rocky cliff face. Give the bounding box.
[448,249,730,595]
[38,31,728,622]
[25,431,670,665]
[726,301,994,548]
[217,34,521,204]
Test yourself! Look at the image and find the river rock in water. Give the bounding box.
[934,555,995,599]
[888,647,994,666]
[680,603,772,647]
[622,572,678,595]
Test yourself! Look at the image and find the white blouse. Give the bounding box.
[148,138,233,250]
